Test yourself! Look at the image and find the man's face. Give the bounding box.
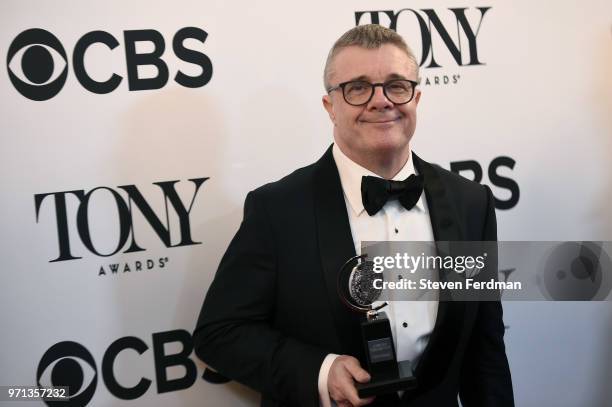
[323,44,421,165]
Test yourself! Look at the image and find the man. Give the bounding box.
[194,24,514,407]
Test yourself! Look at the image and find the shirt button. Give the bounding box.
[402,322,408,328]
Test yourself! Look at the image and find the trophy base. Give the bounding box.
[356,360,417,398]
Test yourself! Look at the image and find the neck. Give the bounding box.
[336,143,411,180]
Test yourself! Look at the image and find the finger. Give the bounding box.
[361,396,376,406]
[345,385,376,407]
[344,360,371,384]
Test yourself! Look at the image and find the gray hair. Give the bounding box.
[323,24,420,91]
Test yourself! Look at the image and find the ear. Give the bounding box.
[413,89,422,106]
[322,94,336,124]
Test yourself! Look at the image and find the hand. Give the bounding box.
[328,355,375,407]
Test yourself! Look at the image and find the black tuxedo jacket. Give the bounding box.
[194,146,514,407]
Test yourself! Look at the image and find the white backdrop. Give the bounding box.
[2,1,612,406]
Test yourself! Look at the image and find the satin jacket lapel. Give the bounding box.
[313,146,363,357]
[411,153,466,387]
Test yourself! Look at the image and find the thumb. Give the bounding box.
[344,359,371,384]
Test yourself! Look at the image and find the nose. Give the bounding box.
[367,84,393,111]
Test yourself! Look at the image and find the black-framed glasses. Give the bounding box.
[327,79,418,106]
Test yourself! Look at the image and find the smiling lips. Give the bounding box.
[360,117,401,124]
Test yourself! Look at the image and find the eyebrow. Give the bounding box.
[346,73,410,82]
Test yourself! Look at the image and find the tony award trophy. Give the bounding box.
[338,254,417,398]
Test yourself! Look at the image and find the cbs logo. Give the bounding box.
[37,330,200,407]
[539,242,612,301]
[7,27,212,101]
[37,341,97,407]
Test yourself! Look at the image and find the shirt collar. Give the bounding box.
[332,143,426,216]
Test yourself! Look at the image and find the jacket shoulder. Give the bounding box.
[428,162,488,199]
[251,161,317,200]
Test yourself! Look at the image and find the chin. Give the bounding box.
[368,134,409,154]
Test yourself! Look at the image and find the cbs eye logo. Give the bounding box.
[7,28,68,101]
[37,341,97,407]
[539,242,612,301]
[7,27,212,101]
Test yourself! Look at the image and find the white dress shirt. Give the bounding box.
[318,144,438,407]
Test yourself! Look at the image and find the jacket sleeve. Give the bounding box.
[459,185,515,406]
[193,189,328,406]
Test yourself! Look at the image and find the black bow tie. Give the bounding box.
[361,174,424,216]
